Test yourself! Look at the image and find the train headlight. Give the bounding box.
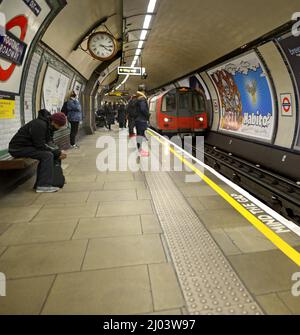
[164,118,170,122]
[198,117,204,122]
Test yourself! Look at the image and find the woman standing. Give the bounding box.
[65,91,82,148]
[135,87,150,157]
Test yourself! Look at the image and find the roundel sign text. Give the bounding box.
[0,15,28,82]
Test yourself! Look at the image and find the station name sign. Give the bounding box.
[0,31,27,66]
[118,66,145,76]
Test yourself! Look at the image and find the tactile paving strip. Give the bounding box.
[145,171,264,315]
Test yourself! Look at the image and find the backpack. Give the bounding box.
[61,101,69,116]
[52,160,65,188]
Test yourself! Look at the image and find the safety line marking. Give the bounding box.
[147,129,300,267]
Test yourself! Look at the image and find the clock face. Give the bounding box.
[88,32,117,61]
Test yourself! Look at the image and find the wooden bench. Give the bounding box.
[0,156,37,170]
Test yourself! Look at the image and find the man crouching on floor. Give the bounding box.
[8,109,67,193]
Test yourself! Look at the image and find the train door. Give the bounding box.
[177,89,193,131]
[192,92,208,131]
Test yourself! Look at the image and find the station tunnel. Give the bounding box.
[0,0,300,316]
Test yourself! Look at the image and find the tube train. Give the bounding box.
[148,87,209,135]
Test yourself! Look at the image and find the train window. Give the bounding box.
[162,90,177,114]
[178,93,192,116]
[192,94,206,113]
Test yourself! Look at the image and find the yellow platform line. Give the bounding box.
[147,130,300,267]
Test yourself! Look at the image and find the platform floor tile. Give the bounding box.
[103,181,147,190]
[146,309,182,315]
[195,208,250,230]
[72,216,142,239]
[197,195,232,210]
[61,181,104,192]
[0,276,55,315]
[255,293,292,315]
[210,229,242,256]
[148,263,185,311]
[0,206,42,224]
[65,174,97,183]
[34,203,98,220]
[0,191,40,207]
[41,266,153,315]
[97,200,153,217]
[277,291,300,314]
[82,235,166,270]
[137,189,152,200]
[0,222,11,235]
[0,240,88,279]
[229,249,300,295]
[141,215,162,234]
[0,246,7,256]
[87,189,137,203]
[33,191,90,205]
[0,220,78,246]
[223,226,276,253]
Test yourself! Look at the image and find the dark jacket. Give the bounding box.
[105,105,115,125]
[9,109,61,157]
[135,96,150,122]
[117,104,126,123]
[66,98,82,122]
[127,99,138,120]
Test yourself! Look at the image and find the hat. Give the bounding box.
[51,112,67,127]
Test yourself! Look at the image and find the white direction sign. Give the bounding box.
[118,66,145,76]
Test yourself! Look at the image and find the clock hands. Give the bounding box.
[100,44,113,52]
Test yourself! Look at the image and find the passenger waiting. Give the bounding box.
[62,90,82,149]
[127,95,138,138]
[117,102,126,129]
[8,110,67,193]
[135,86,150,157]
[105,102,115,131]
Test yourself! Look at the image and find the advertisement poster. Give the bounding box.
[0,0,51,94]
[43,66,70,114]
[208,51,275,141]
[277,34,300,148]
[0,93,15,118]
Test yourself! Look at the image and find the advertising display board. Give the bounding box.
[42,66,70,114]
[207,51,275,141]
[277,34,300,148]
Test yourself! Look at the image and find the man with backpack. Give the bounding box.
[9,110,67,193]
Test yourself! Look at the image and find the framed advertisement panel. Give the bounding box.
[42,65,70,114]
[277,33,300,150]
[207,51,276,142]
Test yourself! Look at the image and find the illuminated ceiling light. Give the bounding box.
[143,15,152,29]
[135,49,142,56]
[137,40,144,49]
[147,0,157,13]
[140,30,148,40]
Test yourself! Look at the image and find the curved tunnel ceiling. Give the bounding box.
[42,0,122,79]
[41,0,300,93]
[121,0,300,93]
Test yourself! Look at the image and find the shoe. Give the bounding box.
[139,149,149,157]
[36,186,60,193]
[71,144,80,149]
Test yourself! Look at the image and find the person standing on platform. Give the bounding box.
[8,110,67,193]
[117,101,126,129]
[63,90,82,149]
[105,102,115,131]
[135,86,150,157]
[127,95,138,138]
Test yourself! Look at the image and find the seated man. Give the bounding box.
[8,109,67,193]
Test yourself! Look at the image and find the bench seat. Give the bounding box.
[0,157,36,170]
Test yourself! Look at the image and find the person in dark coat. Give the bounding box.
[117,102,126,129]
[135,88,150,157]
[8,110,67,193]
[126,95,137,137]
[63,90,82,148]
[105,102,115,130]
